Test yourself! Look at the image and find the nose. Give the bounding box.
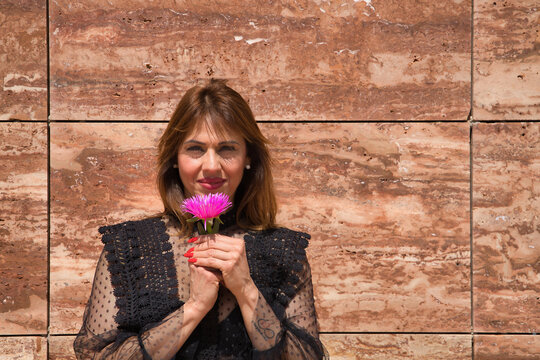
[202,149,220,174]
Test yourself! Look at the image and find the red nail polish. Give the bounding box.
[188,237,198,243]
[188,258,197,263]
[187,247,194,253]
[183,252,193,258]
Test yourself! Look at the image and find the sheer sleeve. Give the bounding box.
[73,250,188,360]
[251,256,328,360]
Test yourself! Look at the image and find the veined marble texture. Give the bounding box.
[473,123,540,333]
[49,0,470,120]
[321,334,471,360]
[474,0,540,119]
[475,335,540,359]
[0,123,48,334]
[0,336,47,359]
[265,123,471,332]
[0,0,47,120]
[50,123,166,333]
[50,122,470,334]
[48,336,77,360]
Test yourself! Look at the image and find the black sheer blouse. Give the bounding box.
[73,212,328,359]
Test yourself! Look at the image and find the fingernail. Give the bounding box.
[187,247,194,253]
[188,258,197,263]
[188,237,198,243]
[183,252,193,258]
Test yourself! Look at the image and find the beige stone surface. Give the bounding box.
[50,122,470,334]
[0,0,47,120]
[474,0,540,119]
[475,335,540,359]
[49,0,470,120]
[473,123,540,333]
[0,123,48,334]
[0,337,47,359]
[321,334,471,359]
[50,123,166,333]
[265,123,471,332]
[49,336,77,360]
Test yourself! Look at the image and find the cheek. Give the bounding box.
[228,163,246,183]
[177,157,199,178]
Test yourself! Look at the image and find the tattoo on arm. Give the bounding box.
[252,317,276,341]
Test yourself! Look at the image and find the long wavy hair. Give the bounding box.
[156,79,277,235]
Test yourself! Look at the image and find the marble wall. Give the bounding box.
[1,0,538,358]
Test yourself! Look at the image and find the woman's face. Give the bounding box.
[176,121,250,201]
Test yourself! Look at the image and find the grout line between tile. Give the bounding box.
[46,3,51,357]
[318,331,474,335]
[470,121,475,360]
[45,119,473,123]
[2,119,539,124]
[2,331,538,337]
[46,122,51,357]
[46,0,50,121]
[470,1,475,359]
[470,0,474,122]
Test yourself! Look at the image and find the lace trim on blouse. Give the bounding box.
[100,218,182,330]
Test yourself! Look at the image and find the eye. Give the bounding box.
[219,145,236,152]
[186,145,204,152]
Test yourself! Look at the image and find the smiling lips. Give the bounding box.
[198,178,226,190]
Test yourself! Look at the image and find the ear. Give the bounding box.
[245,156,251,168]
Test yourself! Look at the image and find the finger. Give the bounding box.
[187,236,205,244]
[187,234,222,244]
[191,234,241,246]
[183,244,235,258]
[204,267,224,282]
[192,247,232,261]
[189,263,221,281]
[194,237,242,253]
[189,256,227,271]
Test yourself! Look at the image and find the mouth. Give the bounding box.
[197,178,226,190]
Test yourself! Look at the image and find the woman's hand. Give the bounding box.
[185,235,280,351]
[186,262,221,315]
[185,234,257,302]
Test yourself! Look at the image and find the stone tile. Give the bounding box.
[262,123,471,332]
[0,336,47,359]
[0,123,47,334]
[474,0,540,119]
[49,336,77,360]
[50,123,166,333]
[472,123,540,333]
[475,335,540,359]
[321,334,471,360]
[51,122,470,334]
[0,1,47,120]
[49,0,470,120]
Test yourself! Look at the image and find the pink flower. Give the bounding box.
[181,193,233,234]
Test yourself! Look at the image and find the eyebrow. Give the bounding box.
[184,140,240,145]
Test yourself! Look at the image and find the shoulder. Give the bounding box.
[98,216,173,263]
[98,215,167,244]
[245,227,311,276]
[98,215,174,283]
[245,227,310,250]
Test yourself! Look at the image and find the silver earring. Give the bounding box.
[245,164,251,170]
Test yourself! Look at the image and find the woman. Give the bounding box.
[74,79,328,359]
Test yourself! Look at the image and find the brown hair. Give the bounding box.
[156,79,277,235]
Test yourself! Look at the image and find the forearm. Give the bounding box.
[140,300,209,359]
[236,282,282,350]
[78,301,208,360]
